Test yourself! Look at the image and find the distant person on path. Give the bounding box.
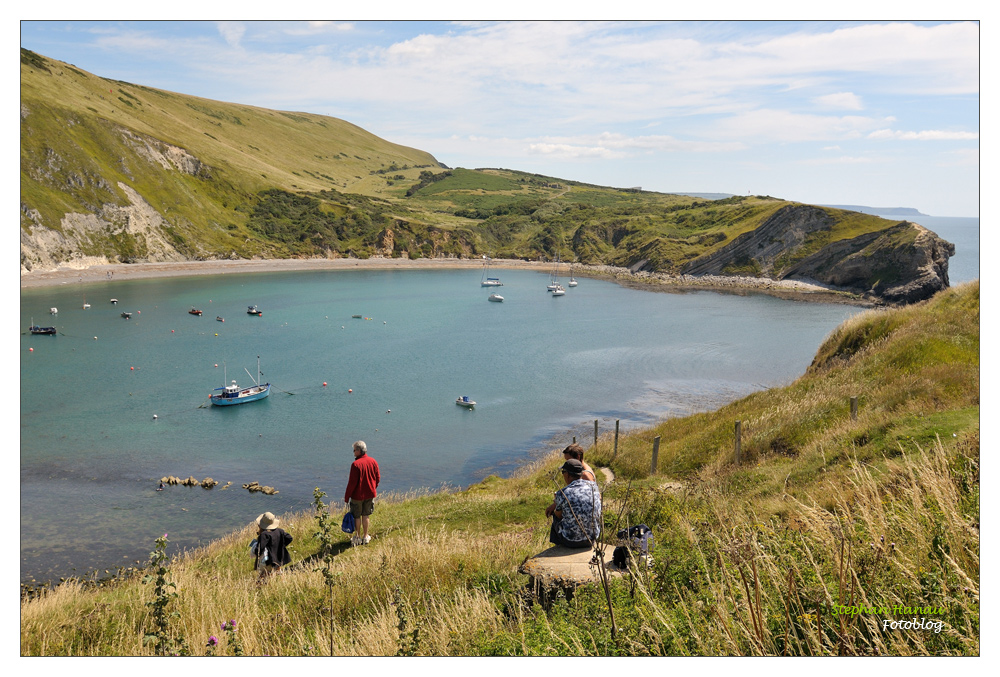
[252,511,292,580]
[545,459,602,549]
[562,444,596,481]
[344,440,380,545]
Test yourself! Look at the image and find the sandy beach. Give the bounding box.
[18,256,869,304]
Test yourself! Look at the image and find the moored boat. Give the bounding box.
[456,396,476,408]
[210,357,271,406]
[29,318,56,335]
[216,316,224,322]
[189,307,203,316]
[551,284,566,296]
[110,299,118,304]
[247,305,262,316]
[480,256,503,286]
[49,307,58,314]
[121,312,133,319]
[488,293,504,302]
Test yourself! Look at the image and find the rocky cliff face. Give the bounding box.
[681,205,953,303]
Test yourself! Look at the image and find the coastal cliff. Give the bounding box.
[680,205,953,303]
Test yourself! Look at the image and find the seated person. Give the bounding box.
[545,459,602,549]
[562,443,596,481]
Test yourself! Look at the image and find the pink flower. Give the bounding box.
[207,636,218,646]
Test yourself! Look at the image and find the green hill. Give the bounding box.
[20,282,979,656]
[21,49,953,303]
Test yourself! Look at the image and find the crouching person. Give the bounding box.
[545,459,602,548]
[252,511,292,580]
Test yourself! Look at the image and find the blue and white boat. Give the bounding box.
[210,357,271,406]
[480,256,503,287]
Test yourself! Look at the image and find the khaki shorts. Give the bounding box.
[349,498,374,517]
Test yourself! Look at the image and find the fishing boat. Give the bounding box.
[456,396,476,408]
[551,284,566,297]
[189,307,203,316]
[121,312,133,319]
[480,256,503,287]
[488,293,504,302]
[29,318,56,335]
[209,357,271,406]
[247,305,262,316]
[216,316,225,322]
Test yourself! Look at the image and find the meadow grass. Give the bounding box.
[20,283,978,656]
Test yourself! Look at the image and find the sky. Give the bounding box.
[18,17,981,216]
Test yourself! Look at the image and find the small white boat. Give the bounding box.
[488,293,504,302]
[49,307,58,315]
[552,285,566,296]
[547,255,561,291]
[82,297,90,310]
[456,396,476,408]
[567,264,578,287]
[110,299,118,304]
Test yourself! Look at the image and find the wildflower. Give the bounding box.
[207,636,218,647]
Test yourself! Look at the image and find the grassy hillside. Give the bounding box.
[20,282,979,656]
[22,49,950,304]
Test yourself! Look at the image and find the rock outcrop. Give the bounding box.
[681,205,953,304]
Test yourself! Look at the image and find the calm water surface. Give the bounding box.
[21,227,976,586]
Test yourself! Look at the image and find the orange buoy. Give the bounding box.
[348,389,353,393]
[29,347,33,352]
[130,366,134,370]
[323,382,327,387]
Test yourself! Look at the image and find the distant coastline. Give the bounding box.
[19,256,872,305]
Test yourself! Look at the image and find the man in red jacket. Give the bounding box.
[344,440,380,545]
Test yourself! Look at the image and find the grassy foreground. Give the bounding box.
[20,283,979,656]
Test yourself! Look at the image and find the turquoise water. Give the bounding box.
[20,268,861,583]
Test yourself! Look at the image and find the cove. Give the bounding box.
[21,267,862,584]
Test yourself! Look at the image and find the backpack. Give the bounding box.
[341,511,356,534]
[612,524,653,569]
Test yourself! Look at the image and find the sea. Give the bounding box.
[18,216,978,585]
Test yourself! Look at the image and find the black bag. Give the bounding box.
[613,524,653,569]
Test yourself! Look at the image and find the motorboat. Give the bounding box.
[49,307,58,314]
[488,293,504,302]
[110,299,118,304]
[456,396,476,408]
[189,307,203,316]
[209,357,271,406]
[247,305,262,316]
[216,316,225,322]
[121,312,133,319]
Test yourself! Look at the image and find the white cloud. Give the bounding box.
[814,92,863,110]
[868,129,979,141]
[711,109,890,142]
[216,22,245,49]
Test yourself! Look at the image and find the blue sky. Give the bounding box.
[19,19,980,216]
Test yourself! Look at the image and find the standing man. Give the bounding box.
[344,440,380,545]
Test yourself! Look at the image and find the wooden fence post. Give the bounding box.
[594,420,599,448]
[651,436,660,474]
[735,420,742,465]
[850,396,858,421]
[572,436,576,444]
[613,419,620,458]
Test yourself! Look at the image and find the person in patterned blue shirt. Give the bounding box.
[545,458,602,548]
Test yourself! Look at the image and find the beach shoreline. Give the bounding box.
[18,256,872,305]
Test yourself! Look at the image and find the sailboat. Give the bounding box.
[547,255,561,292]
[209,356,271,406]
[567,263,578,287]
[480,256,503,287]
